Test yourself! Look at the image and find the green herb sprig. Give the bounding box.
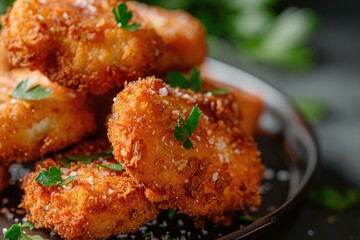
[97,163,125,172]
[308,186,359,212]
[62,148,113,167]
[167,67,228,95]
[174,104,202,150]
[168,67,203,93]
[35,166,75,187]
[113,3,141,31]
[3,222,44,240]
[10,79,52,100]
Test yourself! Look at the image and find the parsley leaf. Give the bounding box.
[207,88,229,95]
[10,79,52,100]
[113,3,141,31]
[35,166,75,187]
[167,208,177,219]
[22,222,35,231]
[167,68,228,95]
[308,186,359,212]
[4,223,45,240]
[293,98,328,123]
[97,163,125,172]
[174,104,202,150]
[168,67,203,93]
[63,148,113,166]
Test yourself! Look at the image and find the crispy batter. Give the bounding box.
[0,165,9,192]
[1,0,165,95]
[21,140,159,240]
[108,77,263,224]
[201,79,263,135]
[0,67,96,165]
[127,1,207,73]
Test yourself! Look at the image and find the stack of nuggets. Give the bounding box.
[0,0,264,239]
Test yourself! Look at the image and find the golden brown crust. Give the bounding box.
[1,0,165,95]
[21,140,159,240]
[108,77,263,224]
[127,1,207,73]
[0,68,96,165]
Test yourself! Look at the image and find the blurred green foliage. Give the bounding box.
[294,98,328,123]
[140,0,318,69]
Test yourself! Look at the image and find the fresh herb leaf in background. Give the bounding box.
[140,0,317,69]
[113,3,141,31]
[293,98,328,123]
[174,104,202,150]
[4,222,44,240]
[308,186,359,212]
[35,166,75,187]
[63,148,113,166]
[10,79,52,100]
[97,163,125,172]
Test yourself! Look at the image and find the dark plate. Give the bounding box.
[0,59,319,239]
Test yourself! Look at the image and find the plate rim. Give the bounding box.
[203,58,320,239]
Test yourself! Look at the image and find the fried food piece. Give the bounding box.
[0,68,96,165]
[127,1,207,73]
[0,165,9,191]
[21,140,159,240]
[201,78,263,135]
[1,0,164,95]
[108,77,263,224]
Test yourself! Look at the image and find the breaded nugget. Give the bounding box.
[108,78,263,224]
[1,0,164,95]
[201,79,263,135]
[0,165,9,191]
[21,140,159,240]
[127,1,207,73]
[0,68,96,165]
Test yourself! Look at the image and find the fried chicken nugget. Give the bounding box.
[108,77,264,224]
[126,1,207,73]
[0,68,96,165]
[1,0,164,95]
[21,139,159,240]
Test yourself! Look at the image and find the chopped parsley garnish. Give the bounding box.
[167,67,203,93]
[4,222,44,240]
[174,104,202,150]
[35,166,75,187]
[237,213,259,223]
[62,148,113,167]
[167,67,228,95]
[207,88,229,95]
[308,186,359,212]
[97,163,125,172]
[10,79,52,100]
[167,208,177,219]
[113,3,141,31]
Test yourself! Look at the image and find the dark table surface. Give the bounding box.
[210,0,360,239]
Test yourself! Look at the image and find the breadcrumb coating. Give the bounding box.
[1,0,206,95]
[0,68,96,165]
[21,139,159,240]
[108,77,264,224]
